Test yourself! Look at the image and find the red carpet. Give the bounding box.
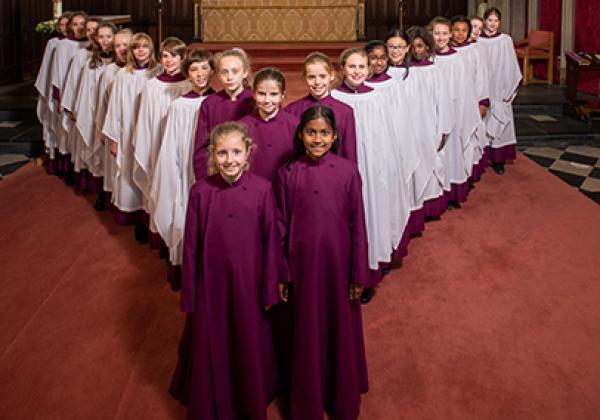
[1,156,600,419]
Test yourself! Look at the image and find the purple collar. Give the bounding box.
[436,47,457,56]
[299,150,336,166]
[157,72,186,82]
[217,86,251,101]
[134,61,150,70]
[337,83,373,94]
[116,61,126,68]
[58,34,66,40]
[100,51,112,58]
[86,44,93,51]
[367,72,391,82]
[183,87,214,98]
[389,62,406,68]
[481,31,501,38]
[453,40,472,48]
[411,58,434,67]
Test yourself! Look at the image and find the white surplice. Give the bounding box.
[455,42,491,167]
[35,37,61,158]
[50,38,87,155]
[435,51,481,185]
[95,63,122,192]
[150,93,207,265]
[390,63,453,207]
[478,34,522,149]
[102,65,162,212]
[73,58,113,177]
[61,48,91,171]
[332,87,407,269]
[132,76,191,212]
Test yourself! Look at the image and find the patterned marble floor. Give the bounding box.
[523,145,600,205]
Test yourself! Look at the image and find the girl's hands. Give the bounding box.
[110,141,118,157]
[350,283,364,300]
[479,104,488,118]
[279,283,289,303]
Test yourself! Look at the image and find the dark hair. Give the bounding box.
[408,26,435,61]
[253,67,286,93]
[384,29,410,79]
[183,49,215,75]
[385,28,408,44]
[292,106,339,161]
[484,7,502,20]
[67,11,88,37]
[365,39,388,56]
[451,15,472,40]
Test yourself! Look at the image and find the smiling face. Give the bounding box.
[470,19,483,40]
[451,21,470,45]
[114,33,130,63]
[368,46,389,75]
[213,131,249,183]
[188,60,213,91]
[218,56,248,96]
[304,62,335,100]
[342,53,369,89]
[133,43,151,66]
[485,13,500,34]
[254,78,283,120]
[96,27,114,53]
[411,37,430,61]
[161,50,183,75]
[386,36,409,65]
[301,117,337,161]
[432,23,451,52]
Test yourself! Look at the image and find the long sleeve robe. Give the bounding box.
[172,171,280,420]
[274,152,369,420]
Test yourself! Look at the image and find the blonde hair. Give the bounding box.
[302,52,333,77]
[207,122,255,176]
[215,48,252,86]
[160,36,187,60]
[126,32,158,74]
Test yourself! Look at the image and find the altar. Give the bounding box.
[198,0,365,42]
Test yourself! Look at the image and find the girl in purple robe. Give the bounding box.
[365,40,391,83]
[193,49,254,180]
[171,121,281,420]
[240,67,298,182]
[286,52,357,163]
[275,106,370,420]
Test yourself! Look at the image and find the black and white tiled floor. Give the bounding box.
[0,153,30,180]
[524,146,600,205]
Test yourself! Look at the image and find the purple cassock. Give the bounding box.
[274,152,370,420]
[240,110,299,181]
[286,95,358,163]
[193,87,254,180]
[171,171,281,420]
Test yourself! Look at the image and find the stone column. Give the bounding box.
[560,0,575,84]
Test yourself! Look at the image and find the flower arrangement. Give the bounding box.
[35,19,58,34]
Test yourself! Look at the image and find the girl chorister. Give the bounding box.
[94,28,132,212]
[239,67,298,181]
[73,22,117,195]
[50,11,89,175]
[133,37,191,220]
[150,49,215,285]
[365,40,391,83]
[193,49,254,180]
[60,17,99,187]
[35,12,71,175]
[274,106,369,420]
[102,33,162,226]
[430,17,480,206]
[286,52,357,163]
[478,7,522,174]
[172,122,280,420]
[384,29,411,78]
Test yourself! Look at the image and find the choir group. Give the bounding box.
[34,7,522,420]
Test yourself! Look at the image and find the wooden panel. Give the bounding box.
[366,0,468,40]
